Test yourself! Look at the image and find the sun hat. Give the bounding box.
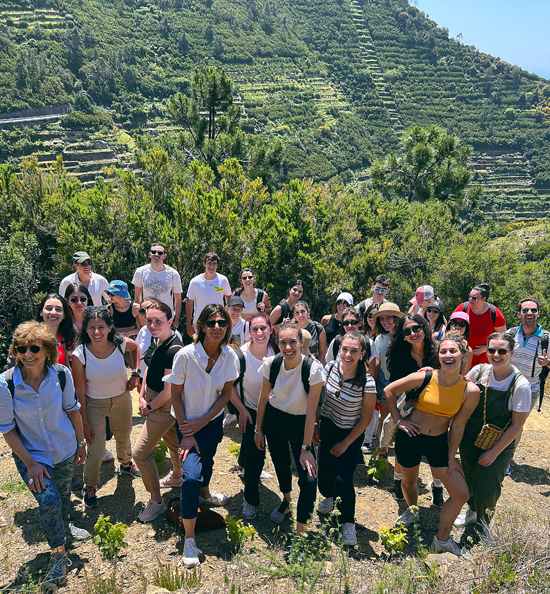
[449,311,470,324]
[372,302,404,321]
[73,251,91,264]
[410,285,435,306]
[336,292,353,306]
[107,280,131,299]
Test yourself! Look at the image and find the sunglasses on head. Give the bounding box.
[450,320,467,328]
[487,347,509,356]
[403,325,423,337]
[426,307,440,314]
[16,344,42,354]
[138,305,150,316]
[79,260,92,267]
[241,275,254,280]
[521,307,538,314]
[205,319,229,329]
[374,287,388,294]
[70,296,88,304]
[342,319,360,327]
[150,250,165,255]
[336,300,350,306]
[86,305,108,311]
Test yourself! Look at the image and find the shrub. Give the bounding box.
[94,515,128,559]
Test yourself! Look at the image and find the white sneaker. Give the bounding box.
[431,535,466,557]
[396,506,419,528]
[342,523,357,546]
[181,538,202,567]
[223,413,237,427]
[317,497,334,515]
[199,490,228,506]
[260,470,274,480]
[138,499,167,523]
[242,499,256,520]
[454,509,477,527]
[102,449,114,463]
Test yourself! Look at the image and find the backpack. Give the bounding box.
[268,353,316,394]
[82,342,124,367]
[331,335,372,362]
[275,299,291,325]
[234,288,265,308]
[462,302,496,324]
[5,363,67,397]
[235,349,247,402]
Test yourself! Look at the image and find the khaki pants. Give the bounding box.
[84,391,133,487]
[133,387,181,493]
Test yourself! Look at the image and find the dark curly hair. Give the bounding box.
[387,314,438,375]
[79,307,124,348]
[36,293,75,347]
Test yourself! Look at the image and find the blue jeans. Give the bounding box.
[14,453,75,549]
[176,416,223,520]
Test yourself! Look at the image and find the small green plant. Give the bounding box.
[85,562,123,594]
[228,442,241,460]
[148,559,201,591]
[224,573,242,594]
[472,553,516,594]
[380,524,408,556]
[153,439,168,470]
[226,515,255,547]
[94,514,128,559]
[0,479,29,494]
[365,448,389,483]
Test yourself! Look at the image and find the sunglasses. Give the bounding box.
[521,307,538,314]
[78,260,92,267]
[336,300,350,306]
[70,296,88,304]
[205,319,229,329]
[333,378,345,399]
[150,250,165,255]
[365,313,375,319]
[468,295,479,301]
[487,347,510,356]
[138,306,151,316]
[450,320,467,328]
[16,344,42,354]
[426,307,440,314]
[403,325,423,337]
[86,305,108,311]
[342,320,360,327]
[374,287,388,294]
[241,275,254,280]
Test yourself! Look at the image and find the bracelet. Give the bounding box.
[254,429,263,434]
[131,372,141,378]
[314,422,319,426]
[395,419,403,427]
[77,440,87,448]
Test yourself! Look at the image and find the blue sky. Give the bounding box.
[416,0,550,80]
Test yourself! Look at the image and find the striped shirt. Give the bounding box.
[320,362,376,429]
[509,324,548,394]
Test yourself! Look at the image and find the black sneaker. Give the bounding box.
[392,479,405,501]
[118,461,142,478]
[43,554,70,591]
[82,485,98,508]
[431,482,444,507]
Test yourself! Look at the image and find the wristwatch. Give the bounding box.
[146,403,153,412]
[301,444,313,452]
[77,440,87,448]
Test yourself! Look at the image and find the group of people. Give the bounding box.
[1,245,548,588]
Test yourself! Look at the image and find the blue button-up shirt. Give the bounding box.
[0,365,80,466]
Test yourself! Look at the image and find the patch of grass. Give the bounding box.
[140,558,201,592]
[85,561,124,594]
[0,479,29,494]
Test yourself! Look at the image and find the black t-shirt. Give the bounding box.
[324,315,342,346]
[145,333,183,393]
[306,320,324,357]
[388,350,434,383]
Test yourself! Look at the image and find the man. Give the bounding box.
[453,283,506,366]
[357,275,390,317]
[507,297,550,411]
[59,251,109,306]
[132,243,183,327]
[186,252,231,337]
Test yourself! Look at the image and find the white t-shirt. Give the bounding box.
[237,343,275,410]
[229,317,246,350]
[259,355,325,416]
[132,264,182,314]
[59,271,109,307]
[375,333,392,379]
[326,335,378,364]
[73,340,127,399]
[187,273,231,328]
[136,326,182,377]
[467,365,532,413]
[167,342,239,421]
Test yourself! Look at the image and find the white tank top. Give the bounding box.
[73,341,128,399]
[241,290,259,315]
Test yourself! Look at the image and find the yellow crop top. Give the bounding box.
[415,374,466,418]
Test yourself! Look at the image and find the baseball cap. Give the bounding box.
[450,311,470,324]
[73,251,91,264]
[227,296,245,308]
[336,292,353,306]
[410,285,435,306]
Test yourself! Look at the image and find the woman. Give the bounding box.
[131,300,184,522]
[64,282,93,335]
[72,308,141,508]
[327,307,379,382]
[317,332,376,545]
[227,313,277,519]
[292,300,327,365]
[106,280,139,337]
[364,303,379,340]
[386,314,439,503]
[166,304,239,568]
[456,332,531,533]
[255,322,325,536]
[0,322,88,590]
[232,268,271,321]
[36,293,75,366]
[270,279,306,327]
[424,299,446,341]
[446,312,474,374]
[385,334,480,557]
[408,285,435,316]
[321,292,354,346]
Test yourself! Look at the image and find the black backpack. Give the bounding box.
[5,363,67,397]
[461,302,496,324]
[268,353,315,393]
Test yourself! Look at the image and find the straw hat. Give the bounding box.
[372,302,404,321]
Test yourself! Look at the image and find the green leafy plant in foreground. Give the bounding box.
[366,448,390,483]
[94,514,128,559]
[153,439,169,470]
[149,559,201,591]
[380,523,408,556]
[226,515,256,547]
[227,442,241,461]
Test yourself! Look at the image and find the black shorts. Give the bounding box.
[395,429,449,468]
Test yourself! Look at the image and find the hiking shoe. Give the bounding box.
[361,442,373,454]
[317,497,334,515]
[454,509,477,527]
[199,490,228,506]
[431,535,466,557]
[342,523,357,546]
[223,413,237,427]
[270,500,291,523]
[396,506,419,528]
[118,461,141,478]
[242,499,256,520]
[138,498,167,522]
[68,523,91,541]
[431,481,445,507]
[393,479,405,501]
[159,471,183,488]
[260,470,274,480]
[43,554,70,590]
[82,485,98,508]
[102,449,114,463]
[181,538,202,567]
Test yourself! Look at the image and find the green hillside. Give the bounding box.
[0,0,549,219]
